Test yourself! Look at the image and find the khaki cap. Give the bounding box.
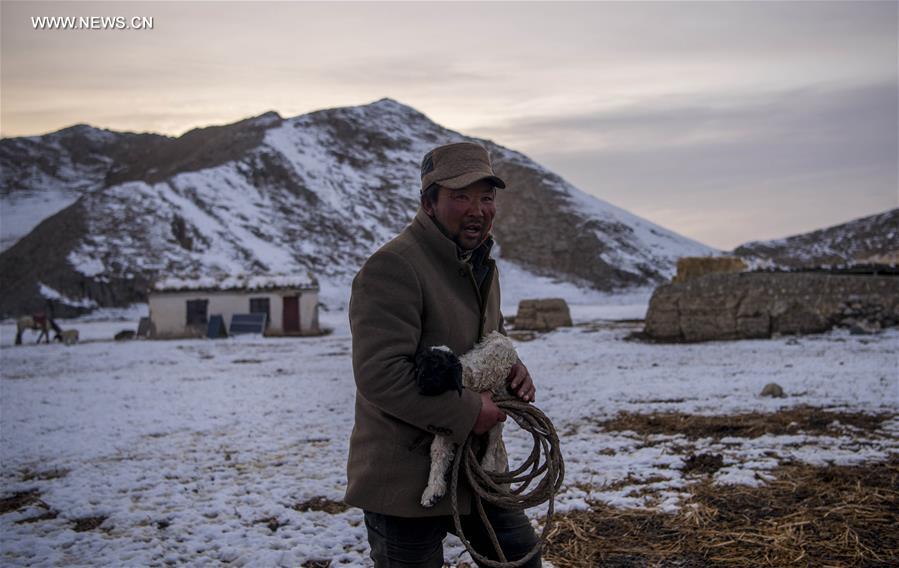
[420,142,506,192]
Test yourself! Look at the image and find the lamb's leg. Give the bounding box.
[420,435,455,507]
[480,422,505,473]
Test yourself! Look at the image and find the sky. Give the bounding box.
[1,1,897,250]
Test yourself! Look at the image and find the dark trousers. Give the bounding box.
[363,504,541,567]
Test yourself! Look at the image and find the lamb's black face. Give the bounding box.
[414,347,463,397]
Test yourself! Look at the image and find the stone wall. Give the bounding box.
[644,272,899,342]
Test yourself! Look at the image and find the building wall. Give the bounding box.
[149,289,319,339]
[268,294,285,333]
[299,290,320,335]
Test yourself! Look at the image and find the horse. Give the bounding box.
[15,313,62,345]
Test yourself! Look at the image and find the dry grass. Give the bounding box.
[71,515,107,532]
[15,509,59,524]
[254,516,287,532]
[291,496,349,514]
[1,487,62,524]
[595,406,894,440]
[21,467,70,482]
[673,256,747,283]
[0,489,41,514]
[545,457,899,567]
[681,453,725,475]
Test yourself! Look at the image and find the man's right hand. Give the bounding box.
[472,391,506,435]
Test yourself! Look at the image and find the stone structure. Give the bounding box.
[644,272,899,342]
[672,256,746,283]
[513,298,573,332]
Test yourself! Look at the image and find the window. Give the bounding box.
[249,297,271,328]
[186,299,208,326]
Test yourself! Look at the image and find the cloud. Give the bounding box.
[480,81,894,149]
[1,0,894,247]
[473,81,898,249]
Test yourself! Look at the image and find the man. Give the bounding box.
[346,141,540,567]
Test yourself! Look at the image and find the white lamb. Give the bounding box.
[417,331,519,508]
[60,329,79,346]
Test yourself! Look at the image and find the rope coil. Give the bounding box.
[450,395,565,567]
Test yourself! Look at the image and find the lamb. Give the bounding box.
[60,329,79,346]
[416,331,519,508]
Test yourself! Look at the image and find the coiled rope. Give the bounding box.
[450,394,565,567]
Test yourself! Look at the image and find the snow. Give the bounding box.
[0,189,81,252]
[1,319,144,347]
[37,283,98,309]
[66,251,106,277]
[1,293,896,566]
[154,273,317,293]
[493,255,654,321]
[71,304,149,324]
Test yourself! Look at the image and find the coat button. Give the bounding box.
[458,268,467,277]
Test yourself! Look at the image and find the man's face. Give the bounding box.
[424,180,497,250]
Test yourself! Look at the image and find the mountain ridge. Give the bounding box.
[6,97,892,319]
[732,208,898,268]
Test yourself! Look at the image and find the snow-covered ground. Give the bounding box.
[1,300,897,567]
[0,305,150,348]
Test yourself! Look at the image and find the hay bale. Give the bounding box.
[760,382,785,398]
[854,251,899,265]
[673,256,747,283]
[514,298,572,332]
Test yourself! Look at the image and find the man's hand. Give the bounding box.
[473,391,506,435]
[506,360,536,402]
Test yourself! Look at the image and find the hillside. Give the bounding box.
[733,208,899,268]
[0,98,716,317]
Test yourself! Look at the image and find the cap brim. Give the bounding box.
[437,171,506,190]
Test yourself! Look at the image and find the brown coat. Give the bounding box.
[345,206,505,517]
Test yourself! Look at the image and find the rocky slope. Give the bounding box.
[1,125,152,251]
[0,98,716,318]
[732,208,899,269]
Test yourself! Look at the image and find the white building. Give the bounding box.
[148,274,320,339]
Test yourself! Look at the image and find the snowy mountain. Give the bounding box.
[732,208,899,269]
[1,124,158,251]
[0,98,716,318]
